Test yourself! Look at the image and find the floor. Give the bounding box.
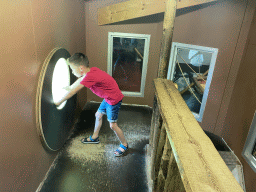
[38,102,152,192]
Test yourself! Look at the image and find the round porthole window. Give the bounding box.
[36,48,77,151]
[52,58,70,110]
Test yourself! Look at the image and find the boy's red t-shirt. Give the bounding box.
[80,67,124,105]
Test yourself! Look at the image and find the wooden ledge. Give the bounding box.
[153,78,243,192]
[98,0,218,25]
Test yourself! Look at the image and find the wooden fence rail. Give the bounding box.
[149,78,243,192]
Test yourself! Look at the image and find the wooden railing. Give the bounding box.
[148,78,243,192]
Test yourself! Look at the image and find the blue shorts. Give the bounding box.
[97,99,122,122]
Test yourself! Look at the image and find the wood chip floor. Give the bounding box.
[38,102,152,192]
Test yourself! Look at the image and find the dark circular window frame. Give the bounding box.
[36,48,77,152]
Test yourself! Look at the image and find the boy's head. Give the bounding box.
[67,53,90,77]
[67,53,89,67]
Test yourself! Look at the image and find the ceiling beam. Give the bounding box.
[98,0,218,25]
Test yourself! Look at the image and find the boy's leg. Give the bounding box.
[110,122,128,148]
[106,100,128,154]
[86,111,103,141]
[82,100,106,142]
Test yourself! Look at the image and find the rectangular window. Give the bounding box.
[242,111,256,173]
[167,42,218,122]
[108,32,150,97]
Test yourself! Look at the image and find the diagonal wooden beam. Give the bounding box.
[98,0,218,25]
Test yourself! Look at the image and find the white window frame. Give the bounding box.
[242,110,256,173]
[107,32,150,97]
[167,42,218,122]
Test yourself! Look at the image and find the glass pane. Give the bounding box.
[112,37,145,92]
[252,139,256,159]
[173,48,212,114]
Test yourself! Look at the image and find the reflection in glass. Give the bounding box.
[172,47,213,114]
[252,139,256,158]
[111,37,145,92]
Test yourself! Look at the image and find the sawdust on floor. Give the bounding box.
[66,135,106,163]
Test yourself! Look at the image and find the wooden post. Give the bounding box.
[150,108,163,180]
[164,151,185,192]
[154,124,166,180]
[149,95,158,150]
[157,169,166,192]
[160,137,172,178]
[156,133,171,191]
[158,0,177,79]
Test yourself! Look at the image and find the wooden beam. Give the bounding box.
[134,48,144,59]
[157,0,177,79]
[98,0,166,25]
[154,78,244,192]
[98,0,218,25]
[179,69,209,95]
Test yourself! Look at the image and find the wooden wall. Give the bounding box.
[83,0,256,191]
[0,1,85,191]
[220,7,256,192]
[84,0,162,106]
[84,0,253,116]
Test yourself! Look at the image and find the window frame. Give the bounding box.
[242,110,256,173]
[167,42,218,122]
[107,32,151,97]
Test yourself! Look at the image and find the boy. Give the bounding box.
[54,53,128,157]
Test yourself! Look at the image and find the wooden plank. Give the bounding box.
[149,95,158,151]
[160,137,172,178]
[180,82,195,95]
[150,101,163,181]
[180,69,209,94]
[154,78,243,192]
[157,0,177,79]
[177,0,218,10]
[134,48,143,59]
[164,151,185,192]
[98,0,218,25]
[155,123,167,179]
[98,0,166,25]
[157,169,166,192]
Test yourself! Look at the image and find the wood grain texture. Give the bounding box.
[149,95,158,150]
[157,0,177,79]
[155,124,167,179]
[153,78,243,192]
[150,100,163,181]
[161,137,172,178]
[36,48,76,152]
[164,151,185,192]
[36,47,60,151]
[98,0,218,25]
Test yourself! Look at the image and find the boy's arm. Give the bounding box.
[54,76,85,106]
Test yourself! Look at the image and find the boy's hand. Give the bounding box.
[54,101,61,106]
[53,86,70,106]
[62,86,71,92]
[53,77,84,107]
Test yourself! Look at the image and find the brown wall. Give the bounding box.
[0,0,85,191]
[171,0,253,132]
[85,0,162,107]
[220,9,256,192]
[84,1,253,120]
[84,0,256,190]
[1,0,255,191]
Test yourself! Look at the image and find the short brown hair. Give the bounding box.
[67,53,89,67]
